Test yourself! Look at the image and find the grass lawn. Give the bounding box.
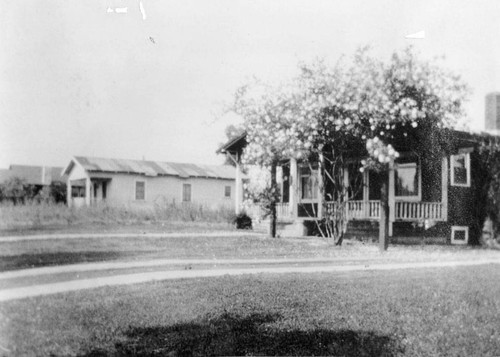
[1,264,499,356]
[2,230,499,272]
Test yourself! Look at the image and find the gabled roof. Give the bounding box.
[65,156,237,180]
[217,132,247,155]
[0,165,65,185]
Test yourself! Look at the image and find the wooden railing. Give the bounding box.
[270,200,444,222]
[323,200,379,220]
[395,201,444,221]
[276,202,292,220]
[346,200,380,220]
[326,200,444,221]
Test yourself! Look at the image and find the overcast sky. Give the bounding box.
[0,0,498,168]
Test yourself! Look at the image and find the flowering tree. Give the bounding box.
[231,47,469,247]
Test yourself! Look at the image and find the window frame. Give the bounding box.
[224,185,231,198]
[299,165,319,203]
[450,152,471,187]
[71,186,85,198]
[451,225,469,245]
[135,180,146,201]
[182,183,192,202]
[394,161,422,201]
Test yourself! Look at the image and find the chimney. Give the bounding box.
[485,92,500,131]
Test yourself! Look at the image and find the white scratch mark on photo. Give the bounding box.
[405,30,425,39]
[139,1,147,20]
[114,7,128,14]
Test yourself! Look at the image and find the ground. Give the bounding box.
[0,222,499,356]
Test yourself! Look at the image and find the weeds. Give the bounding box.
[0,201,235,229]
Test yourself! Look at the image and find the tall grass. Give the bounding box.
[0,201,235,229]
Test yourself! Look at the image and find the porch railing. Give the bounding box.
[276,202,292,220]
[323,200,379,220]
[346,200,380,220]
[318,200,444,221]
[274,200,444,222]
[395,201,443,221]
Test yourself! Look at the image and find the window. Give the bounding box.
[135,181,145,200]
[300,166,318,200]
[395,162,420,199]
[224,186,231,198]
[347,163,364,201]
[451,226,469,245]
[368,170,382,200]
[71,186,85,198]
[451,153,470,187]
[182,184,191,202]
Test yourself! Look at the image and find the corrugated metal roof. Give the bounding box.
[73,156,237,180]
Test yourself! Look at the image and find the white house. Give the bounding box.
[62,156,240,209]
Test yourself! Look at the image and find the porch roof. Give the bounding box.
[216,132,247,156]
[215,128,500,163]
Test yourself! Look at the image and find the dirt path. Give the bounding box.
[1,259,498,302]
[0,257,388,280]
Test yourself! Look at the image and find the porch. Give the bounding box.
[271,154,449,236]
[67,177,111,207]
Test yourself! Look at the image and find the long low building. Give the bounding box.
[62,156,241,209]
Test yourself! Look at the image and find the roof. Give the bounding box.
[0,165,65,185]
[217,132,247,155]
[217,128,500,158]
[67,156,238,180]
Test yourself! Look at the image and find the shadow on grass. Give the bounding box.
[0,251,137,271]
[84,312,404,356]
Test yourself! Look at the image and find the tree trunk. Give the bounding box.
[270,161,277,238]
[379,171,389,251]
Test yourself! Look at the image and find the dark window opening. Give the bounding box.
[183,184,191,202]
[135,181,145,200]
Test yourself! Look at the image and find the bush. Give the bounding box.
[233,212,252,230]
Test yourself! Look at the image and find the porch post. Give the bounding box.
[343,168,349,220]
[363,171,369,218]
[289,158,298,219]
[85,176,91,206]
[388,161,395,236]
[441,156,448,221]
[235,162,243,213]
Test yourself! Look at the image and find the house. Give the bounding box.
[218,127,500,245]
[62,156,240,209]
[0,165,65,186]
[0,165,66,202]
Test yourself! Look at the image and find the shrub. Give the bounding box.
[233,212,253,230]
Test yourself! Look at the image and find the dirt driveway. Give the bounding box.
[1,257,498,302]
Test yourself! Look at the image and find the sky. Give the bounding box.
[0,0,499,168]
